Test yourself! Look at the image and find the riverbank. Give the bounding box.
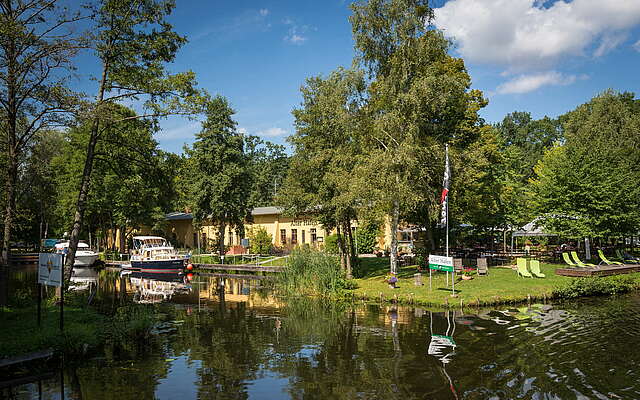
[0,299,157,361]
[349,257,640,307]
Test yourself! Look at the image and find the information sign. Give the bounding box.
[38,253,63,287]
[428,254,454,272]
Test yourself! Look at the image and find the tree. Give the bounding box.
[531,90,640,239]
[0,0,83,265]
[351,0,485,273]
[279,67,365,278]
[65,0,206,271]
[246,226,272,255]
[184,96,251,256]
[245,135,289,208]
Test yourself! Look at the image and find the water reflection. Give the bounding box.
[5,266,640,399]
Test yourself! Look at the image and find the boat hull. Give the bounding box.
[131,258,184,273]
[74,254,98,267]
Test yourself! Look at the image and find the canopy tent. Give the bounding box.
[511,218,557,250]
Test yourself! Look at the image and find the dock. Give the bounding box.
[8,253,38,264]
[556,264,640,277]
[193,263,284,273]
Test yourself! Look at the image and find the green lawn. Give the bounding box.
[351,257,574,307]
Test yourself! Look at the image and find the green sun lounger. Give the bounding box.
[516,258,533,278]
[529,259,546,278]
[616,249,639,264]
[597,249,623,265]
[562,252,582,268]
[570,251,596,267]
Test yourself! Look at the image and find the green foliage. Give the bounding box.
[554,275,640,299]
[531,91,640,238]
[355,221,380,254]
[324,234,339,255]
[184,96,251,253]
[275,247,347,297]
[247,226,273,255]
[245,136,289,207]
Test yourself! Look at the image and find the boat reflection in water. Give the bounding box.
[125,271,192,303]
[69,267,98,291]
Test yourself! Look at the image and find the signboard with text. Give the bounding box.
[38,253,63,287]
[428,254,454,272]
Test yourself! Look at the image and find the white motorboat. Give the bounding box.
[130,236,186,273]
[55,241,99,266]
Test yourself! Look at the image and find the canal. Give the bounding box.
[4,266,640,399]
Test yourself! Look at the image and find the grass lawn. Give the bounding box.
[0,303,106,358]
[351,257,574,307]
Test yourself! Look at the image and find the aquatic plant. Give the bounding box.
[275,247,352,297]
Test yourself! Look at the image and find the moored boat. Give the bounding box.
[130,236,186,273]
[55,241,99,266]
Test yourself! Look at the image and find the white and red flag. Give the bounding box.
[440,144,450,225]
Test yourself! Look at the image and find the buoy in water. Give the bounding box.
[186,272,194,281]
[186,263,193,271]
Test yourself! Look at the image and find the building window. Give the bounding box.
[291,229,298,244]
[302,230,306,244]
[311,228,317,242]
[280,229,286,245]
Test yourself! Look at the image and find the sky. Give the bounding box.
[137,0,640,153]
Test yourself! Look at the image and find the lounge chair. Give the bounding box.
[597,249,623,265]
[477,257,488,276]
[454,258,463,274]
[529,259,546,278]
[570,251,597,268]
[562,252,581,268]
[516,258,533,278]
[616,249,639,264]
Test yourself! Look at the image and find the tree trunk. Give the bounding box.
[217,223,226,257]
[344,219,355,279]
[390,199,399,274]
[2,153,17,266]
[65,63,109,275]
[336,224,346,272]
[119,225,126,253]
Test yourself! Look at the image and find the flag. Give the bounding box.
[440,145,450,225]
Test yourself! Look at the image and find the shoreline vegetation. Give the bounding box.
[274,249,640,309]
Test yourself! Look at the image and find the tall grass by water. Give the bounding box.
[274,247,345,297]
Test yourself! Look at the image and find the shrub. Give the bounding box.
[247,226,273,254]
[355,221,380,254]
[324,234,339,254]
[553,274,640,299]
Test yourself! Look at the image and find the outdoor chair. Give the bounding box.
[529,259,546,278]
[570,251,597,268]
[597,249,623,265]
[616,249,639,264]
[477,258,488,276]
[562,252,581,268]
[454,258,463,274]
[516,258,533,278]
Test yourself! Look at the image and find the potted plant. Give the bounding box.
[386,272,398,288]
[461,268,475,280]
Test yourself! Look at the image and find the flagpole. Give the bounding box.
[445,144,449,258]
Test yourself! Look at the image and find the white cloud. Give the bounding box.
[259,8,269,16]
[496,71,585,94]
[287,34,307,44]
[634,39,640,52]
[160,121,201,140]
[283,18,311,45]
[257,127,287,137]
[435,0,640,70]
[238,127,248,134]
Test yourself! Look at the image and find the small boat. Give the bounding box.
[55,241,99,266]
[130,236,186,273]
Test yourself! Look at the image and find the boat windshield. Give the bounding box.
[134,238,171,249]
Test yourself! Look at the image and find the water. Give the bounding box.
[4,266,640,399]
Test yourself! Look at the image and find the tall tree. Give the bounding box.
[185,96,251,256]
[245,135,289,208]
[351,0,485,272]
[65,0,206,270]
[532,90,640,238]
[279,67,365,278]
[0,0,83,265]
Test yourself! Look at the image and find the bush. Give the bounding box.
[247,226,273,255]
[355,221,380,254]
[275,247,345,297]
[553,274,640,299]
[324,234,339,254]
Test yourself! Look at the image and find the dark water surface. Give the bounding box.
[4,266,640,399]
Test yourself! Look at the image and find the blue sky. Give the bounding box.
[146,0,640,153]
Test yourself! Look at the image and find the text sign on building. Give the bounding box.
[38,253,63,287]
[428,254,454,272]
